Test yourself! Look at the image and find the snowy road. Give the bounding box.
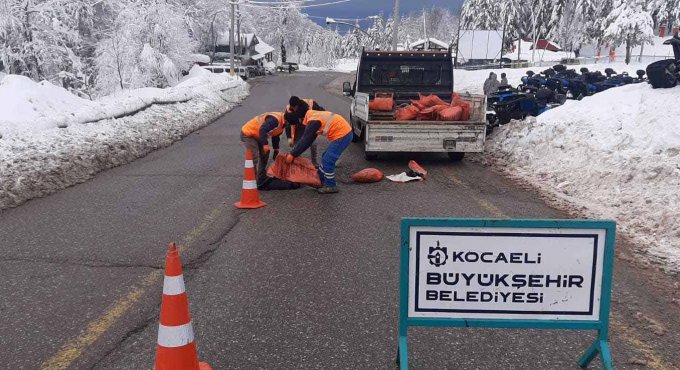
[0,72,678,369]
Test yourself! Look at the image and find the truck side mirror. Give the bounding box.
[342,81,352,96]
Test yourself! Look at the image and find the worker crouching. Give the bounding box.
[285,110,353,194]
[240,112,288,188]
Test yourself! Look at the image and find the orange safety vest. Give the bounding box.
[241,112,285,138]
[302,110,352,141]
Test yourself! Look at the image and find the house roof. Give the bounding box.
[410,37,449,49]
[255,40,275,55]
[216,32,257,47]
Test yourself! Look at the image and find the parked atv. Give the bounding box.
[646,32,680,89]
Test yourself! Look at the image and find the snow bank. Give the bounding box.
[485,83,680,270]
[0,66,249,209]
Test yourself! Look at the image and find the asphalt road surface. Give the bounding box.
[1,72,678,370]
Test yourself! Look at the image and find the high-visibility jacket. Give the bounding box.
[241,112,286,138]
[302,110,352,141]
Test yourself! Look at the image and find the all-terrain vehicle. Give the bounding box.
[646,32,680,88]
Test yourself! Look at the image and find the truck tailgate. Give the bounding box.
[365,123,486,152]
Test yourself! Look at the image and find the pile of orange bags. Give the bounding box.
[394,92,471,121]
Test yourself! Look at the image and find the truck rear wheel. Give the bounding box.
[448,152,465,161]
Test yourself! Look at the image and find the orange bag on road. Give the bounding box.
[395,105,420,120]
[267,155,321,187]
[351,168,384,183]
[408,160,427,179]
[438,106,463,121]
[418,93,447,107]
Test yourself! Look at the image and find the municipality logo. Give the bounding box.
[427,242,448,267]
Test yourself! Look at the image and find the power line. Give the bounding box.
[241,0,351,9]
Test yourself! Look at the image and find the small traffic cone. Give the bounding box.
[154,243,211,370]
[234,148,267,209]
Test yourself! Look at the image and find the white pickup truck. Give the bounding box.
[342,49,486,160]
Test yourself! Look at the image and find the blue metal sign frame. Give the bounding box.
[398,218,616,370]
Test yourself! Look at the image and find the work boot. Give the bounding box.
[316,186,339,194]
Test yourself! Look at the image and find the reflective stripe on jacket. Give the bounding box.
[302,110,352,141]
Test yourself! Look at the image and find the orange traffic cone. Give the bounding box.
[154,243,212,370]
[234,148,266,209]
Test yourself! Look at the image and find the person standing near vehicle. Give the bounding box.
[500,72,509,86]
[285,96,324,167]
[483,72,500,95]
[240,112,288,186]
[285,110,353,194]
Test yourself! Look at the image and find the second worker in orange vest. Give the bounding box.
[284,96,324,167]
[285,110,354,194]
[240,112,288,187]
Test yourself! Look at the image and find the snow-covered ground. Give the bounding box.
[0,66,249,209]
[451,65,680,271]
[299,58,358,73]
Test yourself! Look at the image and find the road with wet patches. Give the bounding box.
[0,72,679,370]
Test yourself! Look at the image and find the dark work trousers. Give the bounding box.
[240,132,269,185]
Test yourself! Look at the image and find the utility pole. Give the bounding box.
[392,0,399,51]
[229,0,236,76]
[237,3,241,58]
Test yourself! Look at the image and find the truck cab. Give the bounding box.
[343,49,486,160]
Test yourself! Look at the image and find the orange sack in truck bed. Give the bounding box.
[369,97,394,111]
[438,106,463,121]
[368,92,394,111]
[395,105,420,120]
[418,93,447,107]
[417,104,449,120]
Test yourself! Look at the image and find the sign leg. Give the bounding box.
[577,339,600,368]
[578,339,613,370]
[397,335,408,370]
[598,340,613,370]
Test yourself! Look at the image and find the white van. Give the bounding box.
[201,65,249,81]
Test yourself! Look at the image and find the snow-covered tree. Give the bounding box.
[461,0,502,30]
[95,1,196,94]
[603,0,654,63]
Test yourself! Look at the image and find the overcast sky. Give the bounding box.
[303,0,463,27]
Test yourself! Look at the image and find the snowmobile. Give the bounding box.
[646,32,680,88]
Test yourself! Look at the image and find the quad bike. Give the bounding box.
[487,87,566,126]
[646,32,680,89]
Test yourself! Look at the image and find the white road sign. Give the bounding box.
[408,226,606,321]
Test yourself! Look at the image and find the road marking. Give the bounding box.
[440,168,508,218]
[441,166,673,368]
[40,205,227,370]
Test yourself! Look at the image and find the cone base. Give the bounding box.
[199,362,212,370]
[234,201,267,209]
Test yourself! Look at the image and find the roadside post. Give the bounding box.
[397,218,616,369]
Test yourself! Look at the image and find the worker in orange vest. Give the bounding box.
[240,111,288,187]
[285,110,353,194]
[284,96,324,167]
